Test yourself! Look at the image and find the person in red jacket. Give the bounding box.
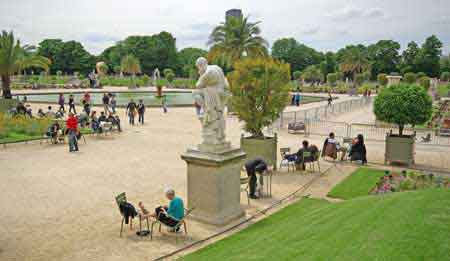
[66,112,79,152]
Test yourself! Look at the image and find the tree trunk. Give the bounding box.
[1,74,12,99]
[399,124,404,136]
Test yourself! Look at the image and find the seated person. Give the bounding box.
[322,132,347,161]
[107,113,122,132]
[46,106,56,118]
[37,108,45,118]
[25,105,32,118]
[151,188,184,229]
[90,111,102,133]
[349,134,367,164]
[289,140,315,170]
[78,112,89,128]
[46,121,61,143]
[244,158,268,199]
[16,102,27,115]
[98,111,107,123]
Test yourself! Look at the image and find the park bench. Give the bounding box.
[288,121,306,134]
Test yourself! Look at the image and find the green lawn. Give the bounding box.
[327,168,386,200]
[0,128,93,144]
[438,84,449,97]
[183,189,450,261]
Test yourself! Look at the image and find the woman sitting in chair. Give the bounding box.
[151,188,184,230]
[349,134,367,164]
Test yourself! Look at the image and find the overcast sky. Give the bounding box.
[1,0,449,55]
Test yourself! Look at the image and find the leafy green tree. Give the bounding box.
[440,55,450,74]
[36,39,64,74]
[292,71,301,80]
[416,72,427,78]
[228,58,290,137]
[100,32,178,76]
[320,52,337,79]
[416,35,443,77]
[441,71,450,81]
[400,41,420,73]
[0,31,51,98]
[377,73,388,86]
[121,55,141,87]
[338,45,370,80]
[374,84,432,136]
[208,15,268,66]
[302,65,323,83]
[327,73,338,86]
[403,72,417,84]
[177,47,207,77]
[368,40,401,78]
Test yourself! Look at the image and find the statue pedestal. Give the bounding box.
[181,147,246,225]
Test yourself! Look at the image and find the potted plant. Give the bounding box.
[374,84,432,166]
[228,58,291,168]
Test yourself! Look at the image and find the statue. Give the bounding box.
[153,68,160,84]
[193,57,230,152]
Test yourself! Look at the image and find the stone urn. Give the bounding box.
[384,134,415,166]
[240,133,278,169]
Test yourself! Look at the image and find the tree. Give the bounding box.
[302,65,323,83]
[400,41,420,74]
[338,45,370,80]
[374,84,432,136]
[121,55,141,87]
[416,35,443,77]
[208,15,268,66]
[377,73,388,86]
[0,31,50,98]
[37,39,95,75]
[441,71,450,81]
[403,72,417,84]
[100,32,178,76]
[228,58,290,137]
[441,55,450,74]
[368,40,401,78]
[293,71,301,80]
[272,38,324,74]
[327,73,338,86]
[177,47,207,77]
[354,73,365,86]
[320,52,337,79]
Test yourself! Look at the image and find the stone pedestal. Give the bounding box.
[386,75,402,87]
[181,147,246,225]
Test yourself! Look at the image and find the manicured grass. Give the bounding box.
[437,83,449,97]
[0,128,93,144]
[327,168,386,200]
[182,189,450,261]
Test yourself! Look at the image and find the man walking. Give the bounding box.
[66,112,79,152]
[68,94,76,114]
[102,93,110,114]
[58,93,65,112]
[126,99,137,125]
[137,99,146,124]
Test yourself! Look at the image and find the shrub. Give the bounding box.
[374,84,432,136]
[362,71,371,81]
[441,71,450,81]
[293,71,301,80]
[336,72,343,81]
[336,83,349,94]
[56,71,62,76]
[403,72,417,84]
[419,76,431,90]
[113,66,121,74]
[327,73,338,86]
[142,74,150,85]
[416,72,426,78]
[166,72,175,83]
[229,58,291,137]
[355,73,365,86]
[163,68,174,77]
[377,73,388,86]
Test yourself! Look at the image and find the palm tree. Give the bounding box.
[120,55,141,88]
[0,31,51,98]
[339,47,371,81]
[208,15,268,67]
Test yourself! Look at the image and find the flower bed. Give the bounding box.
[370,170,450,194]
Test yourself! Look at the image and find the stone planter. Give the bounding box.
[384,134,415,166]
[240,134,278,169]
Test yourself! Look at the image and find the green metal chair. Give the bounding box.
[115,192,133,237]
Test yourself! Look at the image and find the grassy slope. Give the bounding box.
[327,168,386,200]
[183,189,450,261]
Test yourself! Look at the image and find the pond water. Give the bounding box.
[15,92,325,107]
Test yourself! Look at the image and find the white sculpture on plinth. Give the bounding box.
[193,57,230,152]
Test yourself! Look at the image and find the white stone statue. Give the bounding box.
[194,57,230,152]
[153,68,161,84]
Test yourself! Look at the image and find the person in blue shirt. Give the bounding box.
[152,188,184,228]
